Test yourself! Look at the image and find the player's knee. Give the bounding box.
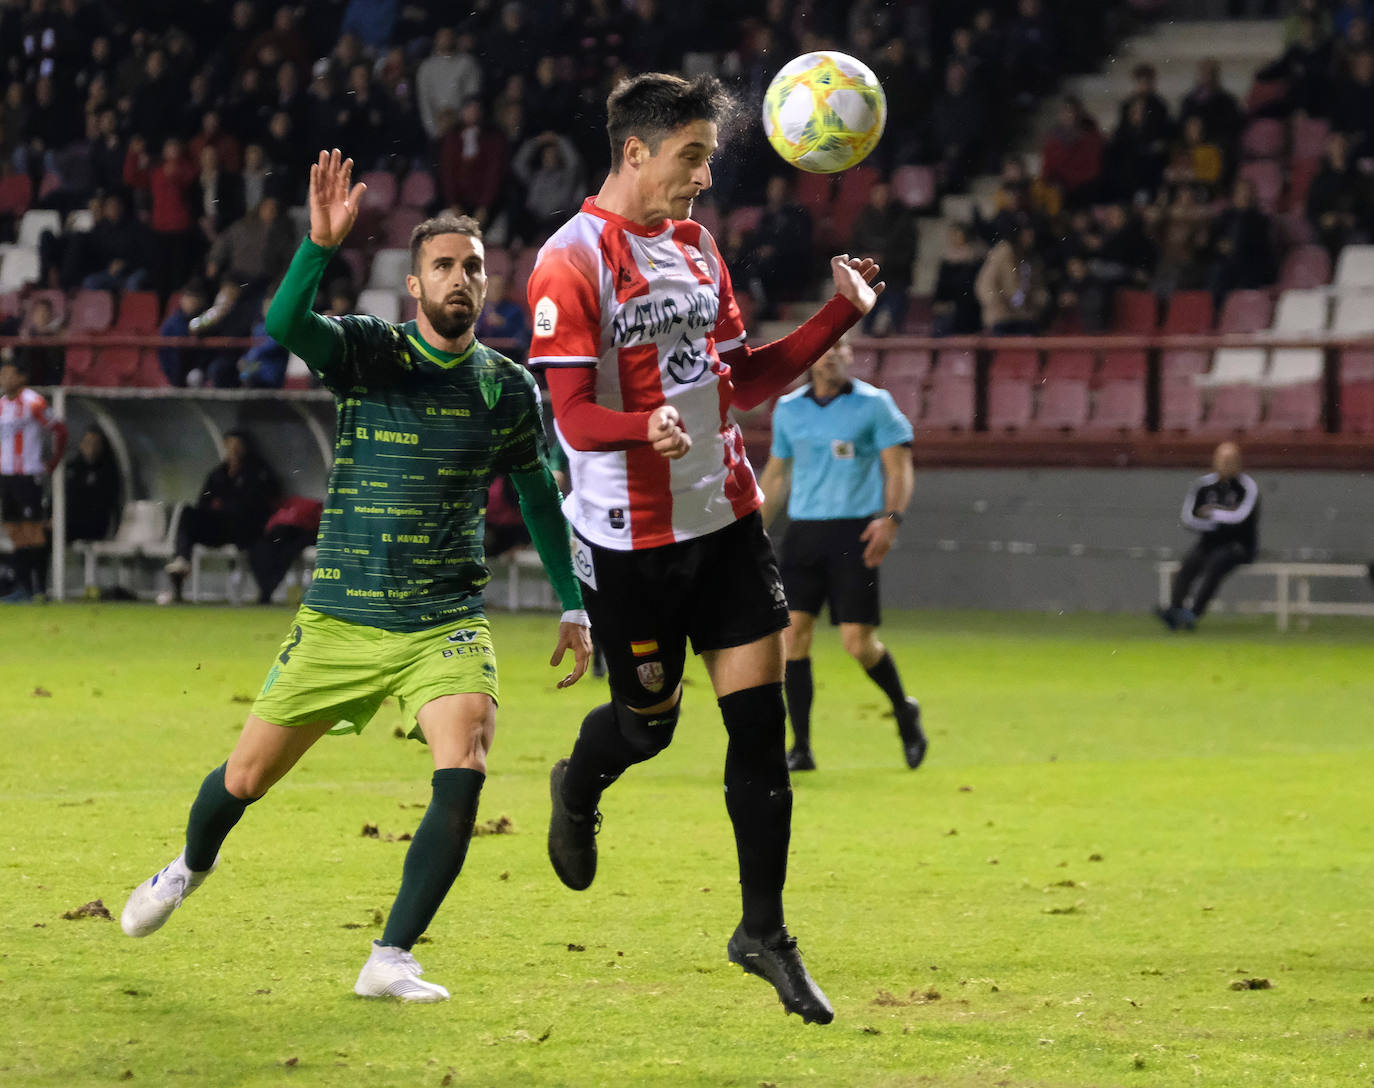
[614,697,680,758]
[223,763,271,801]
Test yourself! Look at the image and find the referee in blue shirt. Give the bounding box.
[759,340,925,772]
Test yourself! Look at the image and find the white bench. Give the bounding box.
[1156,560,1374,631]
[488,546,554,610]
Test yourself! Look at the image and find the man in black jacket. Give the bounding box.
[1158,441,1260,631]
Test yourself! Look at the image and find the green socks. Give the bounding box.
[184,763,256,872]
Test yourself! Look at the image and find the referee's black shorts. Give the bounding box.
[779,517,881,627]
[0,474,46,523]
[574,511,790,708]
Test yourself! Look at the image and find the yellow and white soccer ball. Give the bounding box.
[762,51,887,174]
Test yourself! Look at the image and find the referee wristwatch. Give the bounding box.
[883,511,903,526]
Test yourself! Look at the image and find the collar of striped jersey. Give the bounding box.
[581,196,673,238]
[404,323,478,370]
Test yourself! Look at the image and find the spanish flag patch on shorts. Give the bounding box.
[630,639,659,657]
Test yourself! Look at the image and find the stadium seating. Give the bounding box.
[794,172,833,223]
[1032,351,1094,431]
[986,350,1037,431]
[357,288,402,322]
[1112,288,1158,332]
[1287,156,1321,212]
[1272,288,1329,333]
[17,208,60,249]
[1216,289,1274,334]
[359,171,398,211]
[399,170,436,209]
[1201,348,1267,386]
[890,165,936,211]
[1339,350,1374,433]
[1241,118,1285,159]
[1085,376,1146,432]
[1161,290,1214,334]
[0,245,40,291]
[1266,348,1323,386]
[64,290,116,385]
[1159,377,1203,431]
[366,248,410,291]
[1205,383,1263,431]
[1259,382,1322,432]
[1292,114,1330,161]
[882,348,931,382]
[848,346,880,382]
[725,206,763,237]
[901,295,934,335]
[831,165,880,243]
[0,174,32,218]
[1239,159,1283,213]
[1334,244,1374,288]
[1330,290,1374,334]
[1098,350,1147,381]
[1277,245,1331,291]
[917,350,975,431]
[1160,349,1209,379]
[384,207,426,249]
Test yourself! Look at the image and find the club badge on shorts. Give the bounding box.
[636,660,665,693]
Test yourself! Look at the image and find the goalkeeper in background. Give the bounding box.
[121,149,592,1003]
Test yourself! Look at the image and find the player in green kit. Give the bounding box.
[121,149,592,1003]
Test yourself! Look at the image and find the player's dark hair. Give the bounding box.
[606,72,733,172]
[409,214,483,274]
[2,357,29,375]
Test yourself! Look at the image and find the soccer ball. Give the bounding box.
[762,51,887,174]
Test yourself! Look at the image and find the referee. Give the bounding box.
[759,340,925,772]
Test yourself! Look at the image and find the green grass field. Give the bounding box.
[2,604,1373,1088]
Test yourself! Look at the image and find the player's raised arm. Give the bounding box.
[264,150,368,376]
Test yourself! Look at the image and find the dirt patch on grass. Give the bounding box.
[62,899,112,921]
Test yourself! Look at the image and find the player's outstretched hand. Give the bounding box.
[308,149,367,249]
[550,619,593,688]
[859,514,898,569]
[648,405,691,459]
[830,254,885,315]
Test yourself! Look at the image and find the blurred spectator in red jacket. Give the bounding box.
[1040,96,1104,210]
[439,99,509,233]
[124,136,199,303]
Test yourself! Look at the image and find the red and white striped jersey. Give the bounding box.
[527,198,760,550]
[0,388,56,476]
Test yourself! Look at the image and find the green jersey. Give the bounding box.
[265,238,581,633]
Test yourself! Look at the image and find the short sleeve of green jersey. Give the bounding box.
[322,315,417,393]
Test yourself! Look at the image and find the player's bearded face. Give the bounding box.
[411,233,488,341]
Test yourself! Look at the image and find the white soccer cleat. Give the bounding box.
[120,853,217,937]
[354,941,451,1003]
[164,556,191,577]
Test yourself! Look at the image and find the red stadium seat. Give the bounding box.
[890,165,936,211]
[1246,78,1288,114]
[483,246,512,280]
[69,289,114,332]
[1160,378,1203,431]
[1292,114,1330,161]
[884,374,923,422]
[901,295,934,335]
[399,170,435,209]
[1161,349,1209,378]
[1239,159,1284,213]
[691,201,720,239]
[510,248,539,316]
[384,206,426,249]
[1162,290,1214,334]
[1205,384,1262,431]
[831,164,880,242]
[849,347,880,382]
[1044,350,1095,381]
[1286,156,1321,212]
[1112,288,1158,332]
[1030,376,1090,431]
[1278,244,1331,290]
[918,371,974,431]
[1341,381,1374,432]
[936,349,976,379]
[1274,208,1316,247]
[880,348,931,382]
[1216,289,1274,333]
[114,291,161,332]
[986,378,1034,431]
[0,173,32,217]
[1241,118,1286,159]
[794,172,833,221]
[359,170,397,211]
[1098,350,1147,382]
[726,205,763,237]
[990,349,1039,380]
[1084,379,1146,432]
[1260,382,1323,432]
[1342,349,1374,381]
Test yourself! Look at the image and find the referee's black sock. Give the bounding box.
[865,651,908,714]
[381,768,484,950]
[7,548,33,595]
[783,658,814,750]
[720,683,791,938]
[184,763,258,872]
[561,701,636,812]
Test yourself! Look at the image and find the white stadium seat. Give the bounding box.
[357,288,402,322]
[1266,348,1324,386]
[367,248,411,291]
[1330,290,1374,334]
[17,209,61,249]
[1272,288,1329,334]
[1333,244,1374,288]
[1200,348,1266,387]
[0,246,40,291]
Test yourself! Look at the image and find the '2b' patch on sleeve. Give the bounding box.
[533,297,557,338]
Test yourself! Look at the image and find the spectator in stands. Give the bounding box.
[71,193,151,293]
[416,28,482,144]
[1052,253,1112,334]
[872,36,927,167]
[189,111,242,175]
[975,224,1048,335]
[157,281,209,387]
[978,156,1038,242]
[511,131,584,244]
[1004,0,1058,105]
[1157,441,1259,632]
[189,277,259,383]
[1333,15,1373,80]
[1178,58,1243,160]
[64,426,121,543]
[1207,177,1276,303]
[1040,97,1105,211]
[849,179,916,337]
[124,135,199,303]
[475,273,530,358]
[1257,13,1333,116]
[738,174,814,319]
[439,99,509,234]
[484,475,532,560]
[163,430,281,604]
[1284,0,1333,45]
[1082,203,1157,292]
[932,222,986,336]
[1306,131,1372,255]
[205,197,295,294]
[334,62,389,171]
[190,145,246,252]
[929,62,986,192]
[1118,63,1173,145]
[262,112,307,203]
[1162,116,1225,196]
[249,494,322,605]
[1145,183,1213,295]
[525,55,576,136]
[88,107,126,199]
[215,296,288,390]
[1328,48,1374,159]
[13,297,66,386]
[128,49,179,148]
[240,144,272,211]
[1107,95,1171,204]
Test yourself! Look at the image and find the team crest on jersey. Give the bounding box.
[479,368,502,409]
[831,439,855,460]
[665,334,709,385]
[682,244,710,277]
[533,297,557,338]
[636,660,665,693]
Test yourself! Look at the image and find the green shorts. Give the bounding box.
[250,606,499,739]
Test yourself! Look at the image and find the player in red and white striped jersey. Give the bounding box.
[1,359,67,601]
[531,73,883,1025]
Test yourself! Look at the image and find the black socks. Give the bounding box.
[783,658,814,749]
[184,763,257,872]
[865,651,908,714]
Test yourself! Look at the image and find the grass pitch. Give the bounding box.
[2,604,1373,1087]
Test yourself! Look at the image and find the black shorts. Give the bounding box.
[575,511,790,708]
[0,475,46,523]
[779,518,881,627]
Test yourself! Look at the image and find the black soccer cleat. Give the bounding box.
[727,923,834,1024]
[896,697,927,770]
[1155,605,1179,631]
[785,746,817,772]
[547,758,600,891]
